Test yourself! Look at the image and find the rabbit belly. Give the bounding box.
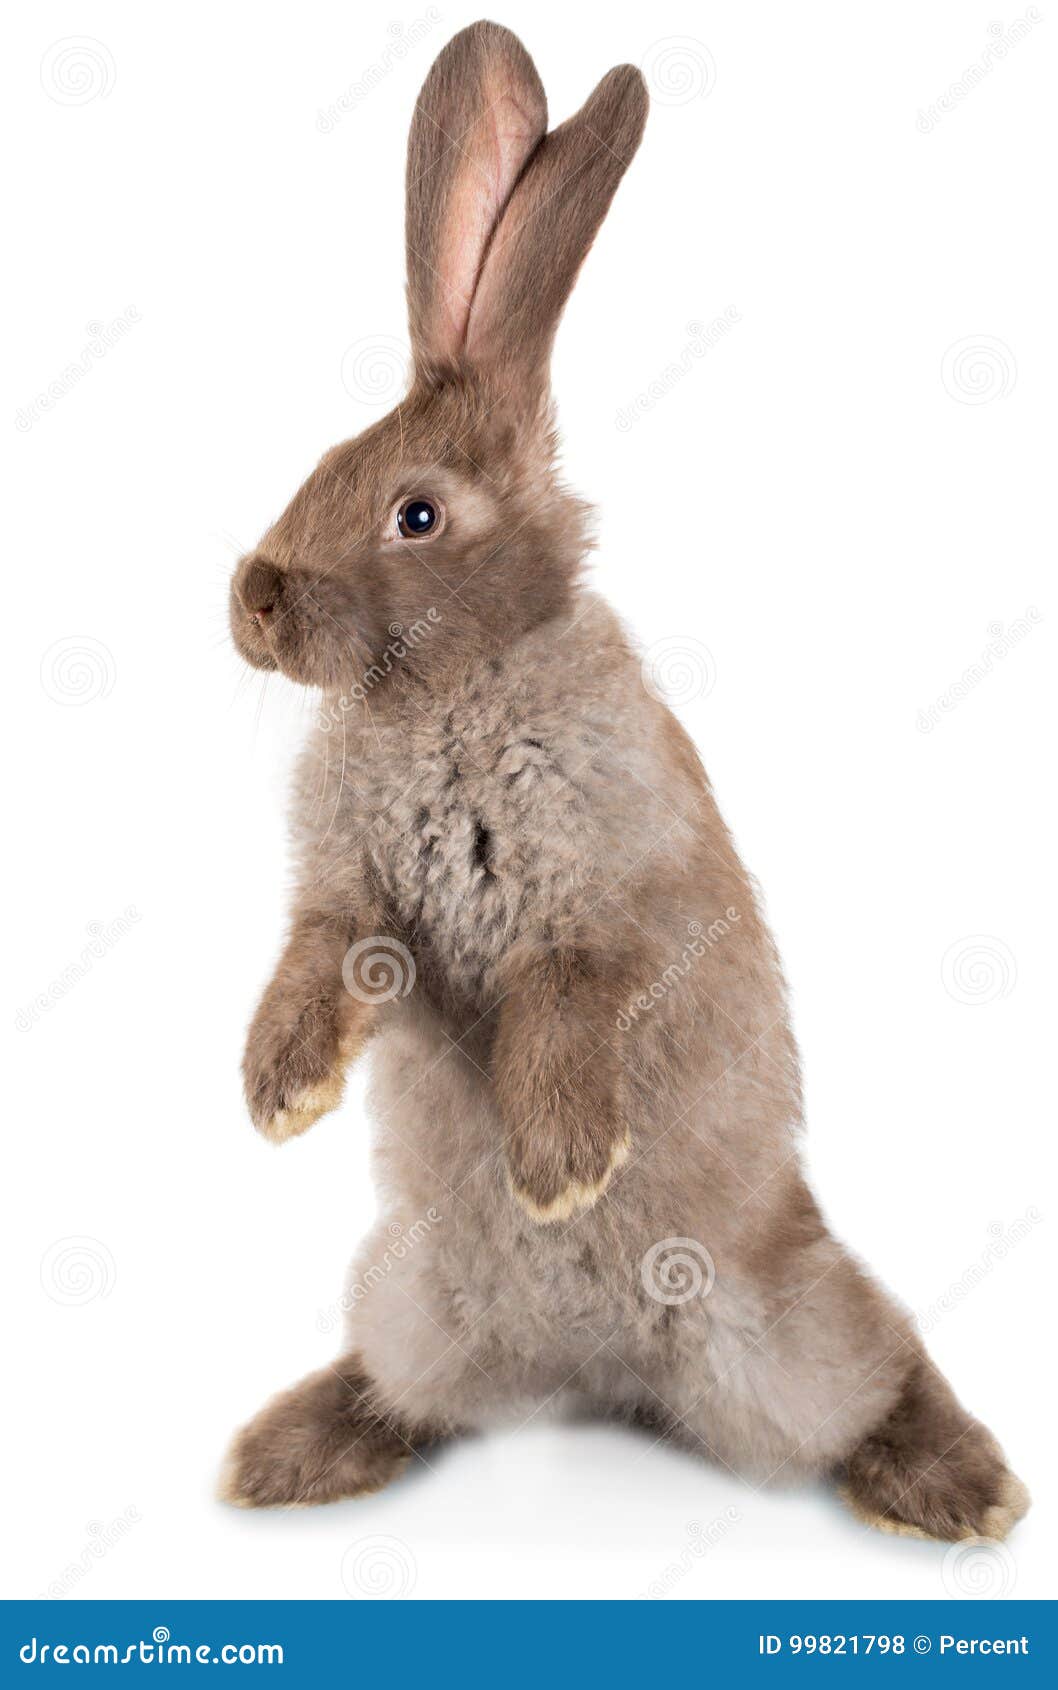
[346,1012,821,1442]
[340,1008,913,1466]
[342,1008,648,1430]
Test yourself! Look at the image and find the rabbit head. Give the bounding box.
[229,21,647,692]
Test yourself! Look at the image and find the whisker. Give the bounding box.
[252,672,270,743]
[318,703,347,848]
[314,719,331,822]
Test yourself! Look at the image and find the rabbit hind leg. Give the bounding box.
[219,1352,431,1509]
[838,1351,1029,1543]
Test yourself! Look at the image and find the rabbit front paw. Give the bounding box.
[506,1124,632,1224]
[243,997,357,1144]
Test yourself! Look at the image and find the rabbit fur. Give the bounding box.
[221,22,1028,1544]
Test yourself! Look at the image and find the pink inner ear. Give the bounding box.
[432,91,542,359]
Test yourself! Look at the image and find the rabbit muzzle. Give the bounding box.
[229,554,283,671]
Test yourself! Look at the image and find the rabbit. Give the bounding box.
[220,21,1028,1543]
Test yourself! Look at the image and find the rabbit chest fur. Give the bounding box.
[359,683,592,1000]
[301,595,677,1017]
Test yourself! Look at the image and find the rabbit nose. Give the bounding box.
[236,556,282,619]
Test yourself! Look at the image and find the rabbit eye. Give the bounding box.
[396,497,438,538]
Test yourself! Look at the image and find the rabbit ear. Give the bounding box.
[463,65,648,385]
[405,22,547,374]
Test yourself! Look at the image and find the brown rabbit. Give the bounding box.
[221,21,1028,1542]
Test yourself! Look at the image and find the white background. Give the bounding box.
[3,0,1054,1603]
